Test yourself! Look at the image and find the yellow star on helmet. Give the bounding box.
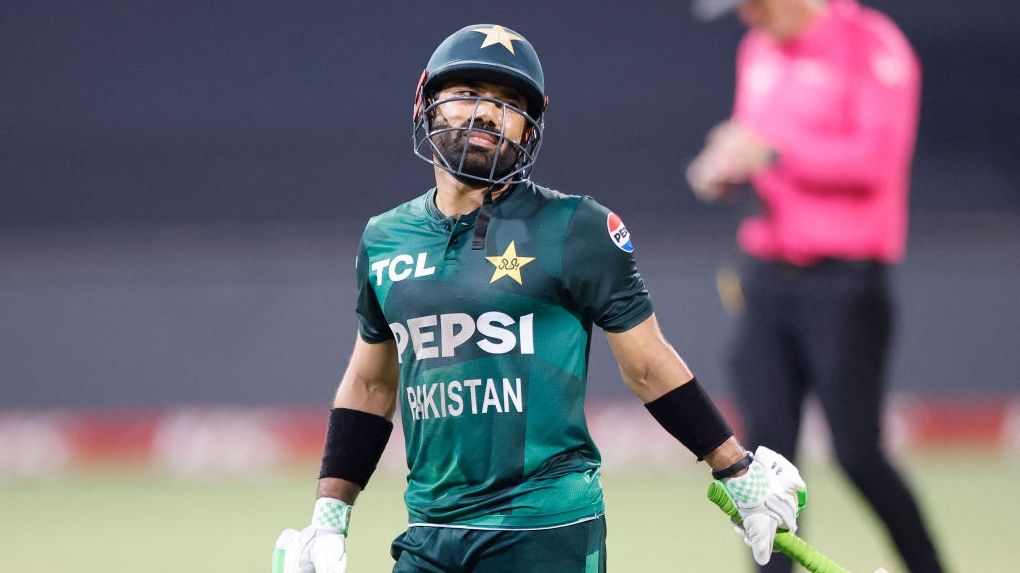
[486,241,535,285]
[472,25,524,55]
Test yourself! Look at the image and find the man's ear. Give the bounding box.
[424,95,442,124]
[521,125,534,144]
[412,69,429,120]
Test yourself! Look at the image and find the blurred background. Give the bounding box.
[1,1,1017,571]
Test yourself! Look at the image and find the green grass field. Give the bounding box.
[1,453,1013,572]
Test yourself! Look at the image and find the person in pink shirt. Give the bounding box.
[687,1,944,572]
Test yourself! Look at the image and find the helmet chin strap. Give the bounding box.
[471,183,498,250]
[470,136,525,251]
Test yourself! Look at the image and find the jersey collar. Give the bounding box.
[423,182,530,226]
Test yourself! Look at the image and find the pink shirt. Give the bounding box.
[733,0,921,265]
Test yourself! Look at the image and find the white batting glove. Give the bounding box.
[273,498,351,573]
[721,446,806,566]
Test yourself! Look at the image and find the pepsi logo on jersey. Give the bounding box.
[389,311,535,364]
[607,212,634,253]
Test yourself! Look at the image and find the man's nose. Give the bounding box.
[472,99,506,127]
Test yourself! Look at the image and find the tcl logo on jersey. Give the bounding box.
[606,212,634,253]
[370,253,436,286]
[389,312,534,364]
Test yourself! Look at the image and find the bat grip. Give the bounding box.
[707,480,742,520]
[774,532,850,573]
[707,481,850,573]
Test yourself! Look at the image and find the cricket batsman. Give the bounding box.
[274,23,807,572]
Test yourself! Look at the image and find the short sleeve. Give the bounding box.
[355,237,394,343]
[562,197,653,332]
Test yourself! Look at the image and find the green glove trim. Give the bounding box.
[272,548,285,573]
[312,497,352,536]
[722,462,768,505]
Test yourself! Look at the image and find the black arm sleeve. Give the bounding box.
[319,407,393,488]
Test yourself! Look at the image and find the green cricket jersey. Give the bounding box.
[356,181,653,529]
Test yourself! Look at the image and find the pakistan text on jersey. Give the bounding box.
[405,378,524,421]
[390,312,534,363]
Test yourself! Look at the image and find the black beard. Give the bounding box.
[429,116,521,182]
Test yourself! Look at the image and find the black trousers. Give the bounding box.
[729,259,944,573]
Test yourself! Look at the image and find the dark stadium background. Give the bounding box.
[2,0,1018,408]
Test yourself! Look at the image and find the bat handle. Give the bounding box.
[707,481,851,573]
[774,531,850,573]
[707,480,742,520]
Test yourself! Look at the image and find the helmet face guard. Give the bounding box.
[412,24,547,186]
[413,91,544,186]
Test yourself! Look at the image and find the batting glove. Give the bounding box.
[273,497,351,573]
[721,445,807,565]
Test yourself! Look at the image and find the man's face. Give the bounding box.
[428,79,530,182]
[737,0,812,40]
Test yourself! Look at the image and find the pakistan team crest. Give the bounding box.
[486,241,535,285]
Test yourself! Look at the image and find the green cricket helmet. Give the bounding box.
[413,24,547,186]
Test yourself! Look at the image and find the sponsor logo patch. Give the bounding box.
[606,212,634,253]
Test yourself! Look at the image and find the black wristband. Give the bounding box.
[318,407,394,488]
[644,378,733,460]
[711,451,754,480]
